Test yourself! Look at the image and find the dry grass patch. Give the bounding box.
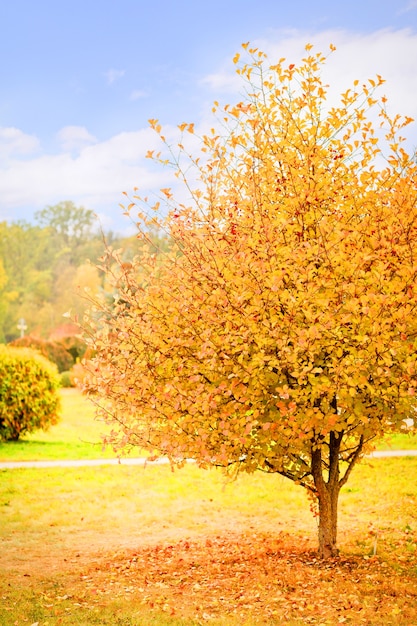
[0,459,416,625]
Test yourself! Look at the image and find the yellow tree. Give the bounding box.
[83,44,417,558]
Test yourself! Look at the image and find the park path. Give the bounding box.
[0,449,416,469]
[0,456,171,469]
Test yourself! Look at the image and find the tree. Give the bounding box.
[0,257,9,343]
[83,44,417,558]
[35,201,96,246]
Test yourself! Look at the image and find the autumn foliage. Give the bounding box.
[83,44,417,558]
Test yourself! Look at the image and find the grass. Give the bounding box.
[376,430,417,451]
[0,388,119,462]
[1,457,417,624]
[0,388,416,464]
[0,389,417,623]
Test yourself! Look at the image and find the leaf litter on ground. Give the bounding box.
[57,531,417,625]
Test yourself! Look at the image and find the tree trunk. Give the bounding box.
[316,483,339,558]
[311,433,341,558]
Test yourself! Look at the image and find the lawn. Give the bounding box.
[0,388,416,624]
[0,388,119,462]
[0,388,416,464]
[1,456,417,624]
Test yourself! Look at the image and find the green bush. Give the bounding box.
[0,346,61,441]
[60,370,74,388]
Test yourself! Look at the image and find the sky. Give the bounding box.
[1,0,417,233]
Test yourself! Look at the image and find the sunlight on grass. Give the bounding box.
[0,459,416,556]
[0,389,123,461]
[376,430,417,451]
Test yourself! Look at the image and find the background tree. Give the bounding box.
[0,221,54,339]
[0,257,9,343]
[83,44,417,558]
[35,201,95,245]
[0,203,110,340]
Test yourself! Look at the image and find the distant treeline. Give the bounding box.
[0,201,143,343]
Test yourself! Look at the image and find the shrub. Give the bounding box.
[9,336,74,372]
[60,370,74,388]
[57,335,87,362]
[0,345,61,441]
[69,360,90,388]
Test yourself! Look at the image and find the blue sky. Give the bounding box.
[1,0,417,231]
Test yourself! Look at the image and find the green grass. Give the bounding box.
[0,463,314,625]
[0,388,416,464]
[0,463,313,546]
[376,430,417,450]
[0,388,123,462]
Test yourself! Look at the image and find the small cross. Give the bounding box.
[17,318,27,338]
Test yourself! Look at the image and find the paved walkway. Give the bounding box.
[0,457,171,469]
[368,449,417,458]
[0,450,416,469]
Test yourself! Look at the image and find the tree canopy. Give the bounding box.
[83,44,417,558]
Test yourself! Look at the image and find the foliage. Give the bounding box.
[9,335,75,372]
[60,370,74,387]
[69,359,91,387]
[0,345,61,441]
[57,333,88,362]
[59,360,91,388]
[0,204,105,341]
[83,44,417,558]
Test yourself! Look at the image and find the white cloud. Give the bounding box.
[104,68,126,85]
[200,67,241,92]
[398,0,417,14]
[56,126,97,152]
[263,28,417,113]
[0,127,39,159]
[0,126,177,228]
